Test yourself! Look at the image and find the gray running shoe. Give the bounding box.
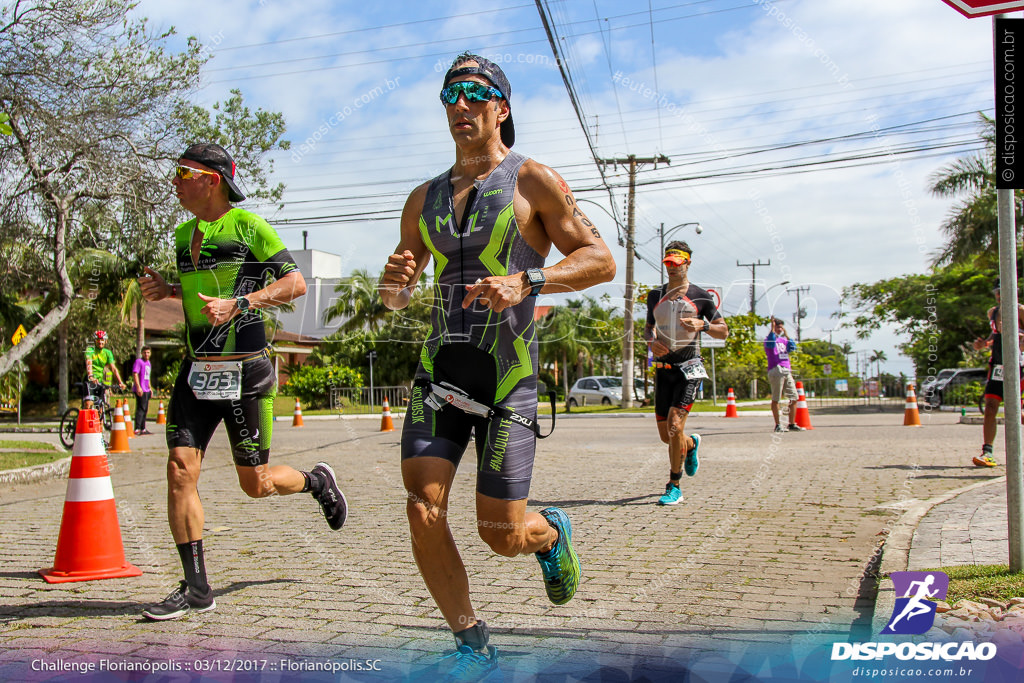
[142,580,215,621]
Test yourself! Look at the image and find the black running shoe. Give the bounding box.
[311,462,348,531]
[142,580,215,621]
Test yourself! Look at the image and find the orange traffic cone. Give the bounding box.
[292,398,305,427]
[794,381,815,430]
[156,401,166,425]
[39,409,142,583]
[108,401,131,453]
[380,396,395,432]
[904,383,922,426]
[724,388,739,418]
[122,399,134,439]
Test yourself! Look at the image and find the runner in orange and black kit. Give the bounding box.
[972,279,1024,468]
[644,241,728,505]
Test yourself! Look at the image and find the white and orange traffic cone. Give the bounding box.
[156,401,166,425]
[380,396,394,432]
[108,401,131,453]
[794,381,815,430]
[724,388,739,418]
[122,400,134,439]
[39,408,143,583]
[292,398,304,427]
[904,383,922,427]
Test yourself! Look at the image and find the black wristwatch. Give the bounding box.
[525,268,545,297]
[235,296,251,313]
[702,319,710,333]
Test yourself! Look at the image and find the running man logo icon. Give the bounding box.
[881,571,949,635]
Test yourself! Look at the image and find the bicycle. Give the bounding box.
[59,383,117,449]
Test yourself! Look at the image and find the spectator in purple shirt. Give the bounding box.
[765,318,803,433]
[132,347,153,435]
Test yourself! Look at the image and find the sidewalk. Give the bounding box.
[909,479,1010,569]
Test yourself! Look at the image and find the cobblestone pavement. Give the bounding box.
[0,411,1000,680]
[909,480,1011,570]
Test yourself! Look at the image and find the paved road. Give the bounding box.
[0,411,1000,680]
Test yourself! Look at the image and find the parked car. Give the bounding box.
[567,376,645,407]
[921,367,987,408]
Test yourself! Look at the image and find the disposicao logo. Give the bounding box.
[830,571,997,663]
[882,571,949,635]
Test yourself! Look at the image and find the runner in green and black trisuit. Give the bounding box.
[644,241,728,506]
[379,53,615,679]
[137,143,348,621]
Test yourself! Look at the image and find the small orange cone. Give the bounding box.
[794,381,815,430]
[904,383,922,426]
[724,388,739,418]
[156,401,166,424]
[380,396,395,432]
[292,398,305,427]
[39,408,142,583]
[108,401,131,453]
[122,400,134,439]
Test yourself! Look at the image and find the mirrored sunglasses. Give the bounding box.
[439,81,504,105]
[174,165,220,181]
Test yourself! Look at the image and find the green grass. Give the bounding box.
[0,442,66,471]
[922,565,1024,604]
[0,439,57,451]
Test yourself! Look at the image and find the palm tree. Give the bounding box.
[869,349,887,384]
[928,114,1022,266]
[323,269,394,333]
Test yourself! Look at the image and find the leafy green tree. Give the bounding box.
[283,364,363,409]
[843,257,1006,376]
[714,312,769,399]
[0,0,204,389]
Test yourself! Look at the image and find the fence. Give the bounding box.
[797,376,907,410]
[329,385,409,416]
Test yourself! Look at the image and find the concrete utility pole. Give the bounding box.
[597,154,669,409]
[737,259,771,316]
[787,285,810,342]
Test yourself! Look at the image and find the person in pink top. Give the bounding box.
[132,346,153,435]
[764,318,803,433]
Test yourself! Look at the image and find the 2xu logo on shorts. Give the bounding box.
[831,570,996,663]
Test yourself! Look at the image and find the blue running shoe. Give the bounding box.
[685,433,701,477]
[657,483,682,506]
[536,507,580,605]
[441,645,501,682]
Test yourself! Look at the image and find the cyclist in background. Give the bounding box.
[83,330,126,407]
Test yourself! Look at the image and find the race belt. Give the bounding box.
[413,378,556,438]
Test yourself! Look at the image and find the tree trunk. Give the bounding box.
[58,319,68,415]
[0,203,74,376]
[136,298,145,358]
[561,351,569,399]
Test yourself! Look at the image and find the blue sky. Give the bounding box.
[136,0,999,376]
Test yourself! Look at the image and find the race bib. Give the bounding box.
[992,365,1004,382]
[188,360,242,400]
[678,358,709,380]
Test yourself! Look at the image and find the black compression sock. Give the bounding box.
[302,471,323,495]
[669,471,682,483]
[454,620,490,652]
[177,540,209,594]
[983,444,993,455]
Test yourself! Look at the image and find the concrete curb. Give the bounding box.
[960,415,1005,425]
[872,476,1008,635]
[0,456,72,486]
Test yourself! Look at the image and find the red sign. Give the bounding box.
[941,1,1024,17]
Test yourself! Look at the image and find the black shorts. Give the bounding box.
[402,343,537,501]
[984,363,1024,402]
[166,354,276,467]
[654,365,700,420]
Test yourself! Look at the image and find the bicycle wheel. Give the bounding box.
[59,408,80,449]
[102,407,114,432]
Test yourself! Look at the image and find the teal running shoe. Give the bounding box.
[536,507,580,605]
[657,483,682,506]
[441,645,501,683]
[685,433,701,477]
